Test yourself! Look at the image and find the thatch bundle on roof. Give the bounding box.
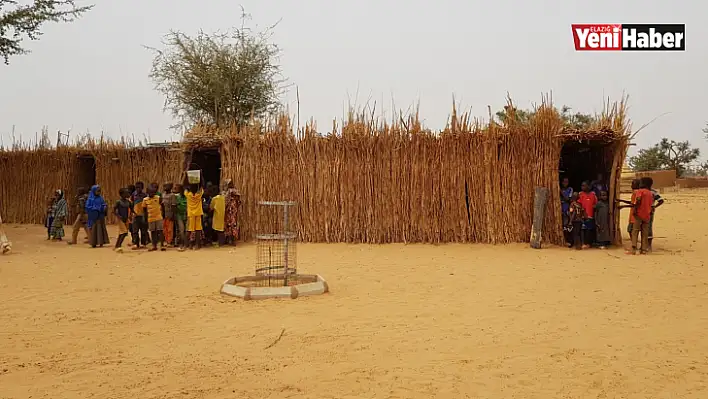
[0,97,631,246]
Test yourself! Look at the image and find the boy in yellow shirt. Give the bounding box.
[185,182,204,250]
[209,185,226,246]
[142,183,165,251]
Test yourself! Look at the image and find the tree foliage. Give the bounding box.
[495,105,594,129]
[0,0,92,64]
[148,17,286,130]
[628,138,700,177]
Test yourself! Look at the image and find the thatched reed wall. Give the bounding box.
[214,102,630,246]
[0,147,80,223]
[1,100,630,246]
[0,140,182,224]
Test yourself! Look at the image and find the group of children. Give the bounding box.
[44,172,242,252]
[560,173,663,254]
[561,175,611,250]
[618,177,663,255]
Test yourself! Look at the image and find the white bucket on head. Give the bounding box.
[187,170,201,184]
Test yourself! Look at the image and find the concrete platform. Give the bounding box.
[220,274,328,300]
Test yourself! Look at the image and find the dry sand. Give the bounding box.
[2,189,708,398]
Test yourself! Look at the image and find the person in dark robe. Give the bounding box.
[560,177,574,246]
[594,190,611,248]
[86,185,110,248]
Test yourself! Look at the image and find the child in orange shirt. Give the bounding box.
[617,179,640,236]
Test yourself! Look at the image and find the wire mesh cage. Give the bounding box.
[254,201,297,287]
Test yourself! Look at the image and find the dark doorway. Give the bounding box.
[559,140,614,192]
[189,148,221,188]
[77,155,96,190]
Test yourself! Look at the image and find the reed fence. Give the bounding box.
[0,100,630,246]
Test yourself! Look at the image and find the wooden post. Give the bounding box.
[530,187,548,249]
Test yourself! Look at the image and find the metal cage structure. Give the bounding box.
[254,201,297,287]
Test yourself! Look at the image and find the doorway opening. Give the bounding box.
[559,139,615,193]
[189,148,221,188]
[76,155,96,190]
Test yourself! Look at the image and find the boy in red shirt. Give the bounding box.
[626,180,653,254]
[617,179,640,236]
[578,181,598,249]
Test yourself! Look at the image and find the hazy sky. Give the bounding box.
[1,0,706,160]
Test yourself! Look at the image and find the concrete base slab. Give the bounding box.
[220,274,328,300]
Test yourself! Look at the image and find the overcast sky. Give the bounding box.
[0,0,705,160]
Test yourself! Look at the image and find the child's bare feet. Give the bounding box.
[581,244,590,249]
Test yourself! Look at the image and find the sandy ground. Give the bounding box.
[1,189,708,399]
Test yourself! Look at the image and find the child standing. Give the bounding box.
[617,179,640,238]
[50,190,68,241]
[594,190,611,249]
[626,180,653,255]
[578,181,598,249]
[560,177,574,247]
[642,177,664,252]
[143,183,165,251]
[567,192,585,250]
[202,187,213,245]
[86,185,110,248]
[45,196,55,240]
[162,182,176,247]
[131,181,149,248]
[223,179,242,245]
[174,184,187,251]
[68,187,90,245]
[126,184,136,245]
[209,185,226,246]
[114,188,132,252]
[185,181,204,250]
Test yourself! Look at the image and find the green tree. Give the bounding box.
[148,15,286,129]
[628,145,666,172]
[628,138,700,177]
[0,0,92,64]
[495,106,533,124]
[495,105,593,129]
